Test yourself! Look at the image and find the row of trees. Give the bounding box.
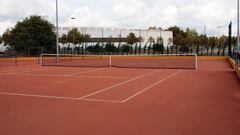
[59,29,165,55]
[84,41,165,55]
[167,26,237,56]
[59,28,91,54]
[0,15,237,56]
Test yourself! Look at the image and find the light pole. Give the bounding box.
[56,0,59,61]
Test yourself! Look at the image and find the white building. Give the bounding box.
[58,27,173,47]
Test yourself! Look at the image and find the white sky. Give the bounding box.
[0,0,238,36]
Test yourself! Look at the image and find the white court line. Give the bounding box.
[81,98,122,103]
[0,70,179,103]
[0,92,77,100]
[63,68,108,76]
[72,75,131,79]
[4,73,131,79]
[0,92,122,103]
[77,69,160,99]
[121,70,181,103]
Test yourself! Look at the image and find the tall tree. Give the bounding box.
[173,35,184,54]
[208,37,215,56]
[152,37,164,54]
[104,36,116,55]
[191,35,200,55]
[168,26,187,54]
[1,29,12,47]
[179,37,189,53]
[121,44,130,55]
[147,36,155,54]
[199,35,208,56]
[205,37,210,56]
[6,16,56,55]
[105,43,116,55]
[95,43,103,54]
[83,34,91,54]
[167,26,185,37]
[218,36,228,56]
[138,36,144,54]
[59,34,68,54]
[67,28,81,54]
[126,33,138,55]
[86,45,94,54]
[185,28,198,54]
[75,34,84,54]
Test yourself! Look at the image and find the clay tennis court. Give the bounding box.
[0,57,240,135]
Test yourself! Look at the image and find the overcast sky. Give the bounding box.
[0,0,238,36]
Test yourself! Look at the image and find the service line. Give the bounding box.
[77,69,160,99]
[63,68,108,76]
[121,70,181,103]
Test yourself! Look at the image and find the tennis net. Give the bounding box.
[41,54,198,69]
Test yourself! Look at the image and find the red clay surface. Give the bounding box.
[0,59,240,135]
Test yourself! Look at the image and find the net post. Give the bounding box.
[109,55,112,67]
[195,54,198,70]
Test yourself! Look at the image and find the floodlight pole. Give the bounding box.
[237,0,240,65]
[56,0,59,62]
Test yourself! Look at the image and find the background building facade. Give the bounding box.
[59,27,173,47]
